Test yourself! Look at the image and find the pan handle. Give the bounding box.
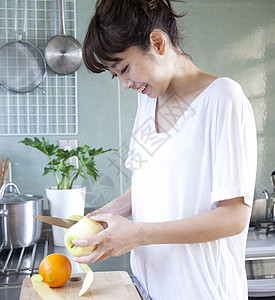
[59,0,66,35]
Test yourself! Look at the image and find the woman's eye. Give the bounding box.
[121,66,128,75]
[110,66,128,79]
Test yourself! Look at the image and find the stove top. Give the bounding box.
[246,224,275,257]
[244,223,275,297]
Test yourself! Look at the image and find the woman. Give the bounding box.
[73,1,257,299]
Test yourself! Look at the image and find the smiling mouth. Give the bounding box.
[137,83,148,93]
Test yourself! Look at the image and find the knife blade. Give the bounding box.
[33,215,78,229]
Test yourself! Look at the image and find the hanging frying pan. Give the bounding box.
[0,0,46,94]
[44,0,82,75]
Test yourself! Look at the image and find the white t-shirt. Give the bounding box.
[125,78,257,300]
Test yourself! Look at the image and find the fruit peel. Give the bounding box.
[31,274,64,300]
[78,264,94,296]
[79,263,92,273]
[66,214,83,221]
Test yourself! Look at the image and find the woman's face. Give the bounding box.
[104,46,172,99]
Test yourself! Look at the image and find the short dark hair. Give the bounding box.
[83,0,186,73]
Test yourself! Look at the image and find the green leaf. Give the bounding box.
[20,137,116,189]
[88,148,114,157]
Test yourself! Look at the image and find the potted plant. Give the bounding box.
[20,137,114,246]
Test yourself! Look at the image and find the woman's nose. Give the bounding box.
[121,78,133,90]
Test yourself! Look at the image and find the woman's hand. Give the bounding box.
[72,213,143,264]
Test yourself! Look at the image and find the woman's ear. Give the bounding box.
[149,31,166,55]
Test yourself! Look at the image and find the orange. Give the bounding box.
[39,253,72,288]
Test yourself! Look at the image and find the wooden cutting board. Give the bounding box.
[20,271,142,300]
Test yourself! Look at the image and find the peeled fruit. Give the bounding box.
[31,274,64,300]
[64,217,103,257]
[39,253,72,287]
[64,214,84,232]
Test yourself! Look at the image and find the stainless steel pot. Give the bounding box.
[0,183,44,250]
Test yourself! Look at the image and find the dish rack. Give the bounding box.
[0,234,49,289]
[0,0,78,136]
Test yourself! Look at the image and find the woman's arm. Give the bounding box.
[73,196,250,264]
[141,197,250,245]
[86,187,132,218]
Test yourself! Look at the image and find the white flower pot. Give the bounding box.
[46,186,86,246]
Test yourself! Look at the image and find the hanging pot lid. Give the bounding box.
[0,182,43,204]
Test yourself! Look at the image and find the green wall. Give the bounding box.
[0,0,274,272]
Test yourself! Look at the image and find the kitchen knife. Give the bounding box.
[33,215,78,229]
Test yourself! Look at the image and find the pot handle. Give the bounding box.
[0,182,20,198]
[0,209,8,217]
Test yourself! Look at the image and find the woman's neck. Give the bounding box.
[159,54,216,105]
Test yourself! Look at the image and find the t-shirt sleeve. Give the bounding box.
[210,81,257,207]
